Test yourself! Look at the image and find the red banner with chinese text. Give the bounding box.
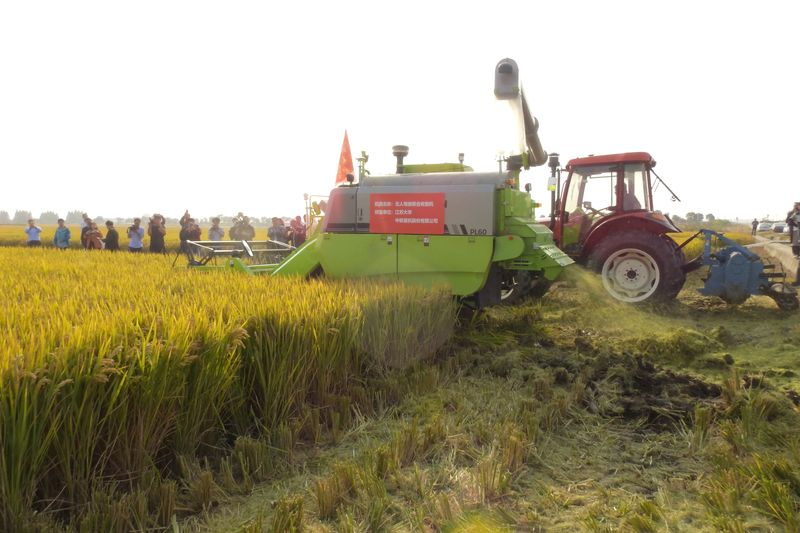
[369,192,445,234]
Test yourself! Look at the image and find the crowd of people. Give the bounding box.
[21,211,308,252]
[266,216,307,247]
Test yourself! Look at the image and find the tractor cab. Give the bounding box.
[554,152,677,258]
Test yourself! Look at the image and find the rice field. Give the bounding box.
[0,225,780,532]
[0,248,455,530]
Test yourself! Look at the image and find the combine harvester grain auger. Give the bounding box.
[185,58,573,308]
[679,229,799,311]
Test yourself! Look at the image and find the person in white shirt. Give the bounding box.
[24,219,42,247]
[208,217,225,241]
[127,218,145,252]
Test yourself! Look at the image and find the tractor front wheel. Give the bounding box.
[588,231,685,303]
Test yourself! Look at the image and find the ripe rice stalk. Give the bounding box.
[0,362,64,531]
[0,248,456,527]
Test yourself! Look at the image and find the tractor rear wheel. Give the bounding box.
[587,230,685,303]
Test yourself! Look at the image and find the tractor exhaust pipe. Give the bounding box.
[392,145,409,174]
[548,153,560,228]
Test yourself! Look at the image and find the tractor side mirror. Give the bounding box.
[582,201,592,210]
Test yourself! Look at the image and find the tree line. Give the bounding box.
[0,210,278,225]
[1,210,107,224]
[672,213,716,223]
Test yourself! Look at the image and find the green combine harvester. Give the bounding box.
[187,58,572,307]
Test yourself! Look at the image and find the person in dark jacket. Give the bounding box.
[148,214,167,253]
[103,221,119,251]
[80,215,92,249]
[179,210,191,230]
[289,215,307,247]
[787,202,800,257]
[179,218,201,253]
[230,214,255,241]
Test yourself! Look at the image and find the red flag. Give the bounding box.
[335,130,354,185]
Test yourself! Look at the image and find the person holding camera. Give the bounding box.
[179,217,202,253]
[127,218,145,253]
[230,214,255,241]
[148,214,167,253]
[208,217,225,241]
[179,210,192,230]
[25,219,43,247]
[268,217,287,243]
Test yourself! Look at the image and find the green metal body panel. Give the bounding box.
[492,235,525,262]
[271,237,321,276]
[497,188,534,229]
[501,217,572,280]
[249,263,277,274]
[493,187,573,280]
[290,233,495,296]
[318,233,397,278]
[397,235,493,295]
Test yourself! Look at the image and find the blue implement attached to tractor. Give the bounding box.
[681,229,798,310]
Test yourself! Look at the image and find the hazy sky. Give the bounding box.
[1,0,798,222]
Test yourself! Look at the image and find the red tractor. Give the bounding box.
[547,152,687,303]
